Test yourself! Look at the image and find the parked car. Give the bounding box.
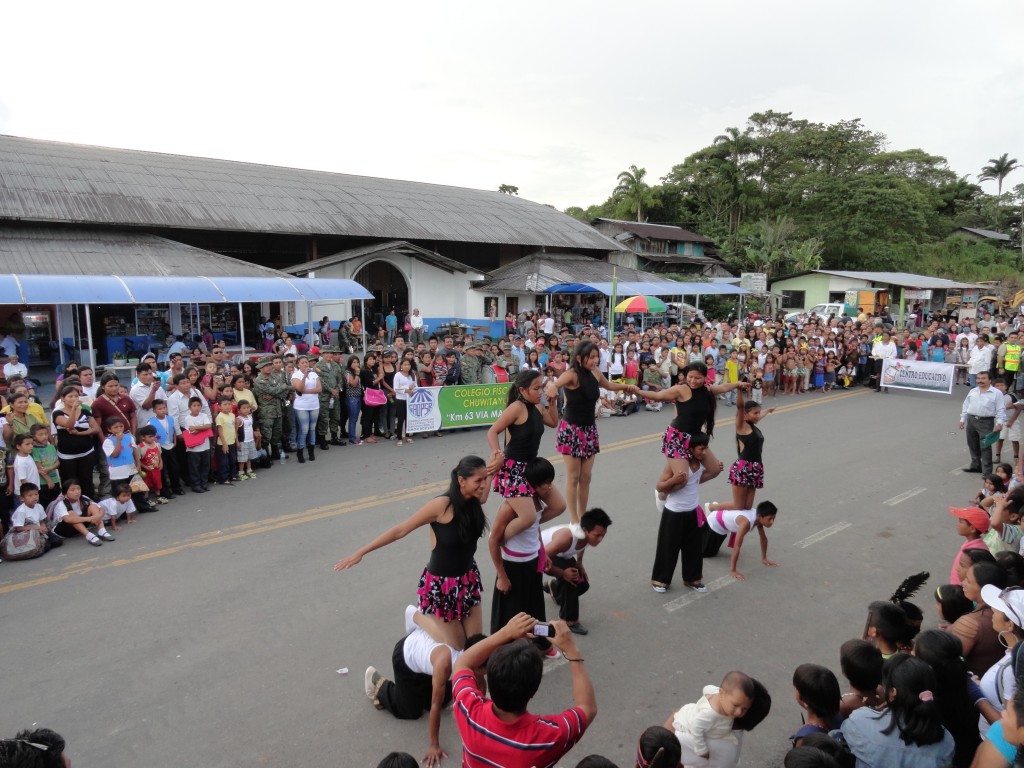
[784,303,855,324]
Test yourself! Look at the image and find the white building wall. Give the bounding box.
[825,276,870,292]
[292,256,486,324]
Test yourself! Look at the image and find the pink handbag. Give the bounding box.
[363,388,387,407]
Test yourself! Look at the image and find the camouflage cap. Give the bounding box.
[256,357,275,368]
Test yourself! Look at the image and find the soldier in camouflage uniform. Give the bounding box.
[459,343,482,385]
[271,356,297,452]
[315,346,346,448]
[253,357,290,460]
[494,342,519,377]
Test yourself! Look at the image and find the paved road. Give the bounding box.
[1,385,978,767]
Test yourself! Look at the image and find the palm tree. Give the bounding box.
[613,165,654,222]
[979,153,1020,200]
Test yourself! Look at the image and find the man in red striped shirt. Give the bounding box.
[452,612,596,768]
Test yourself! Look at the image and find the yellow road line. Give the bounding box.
[0,389,866,595]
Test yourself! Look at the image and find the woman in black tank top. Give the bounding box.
[727,387,774,510]
[639,362,748,499]
[545,341,640,533]
[486,369,564,536]
[485,368,565,507]
[335,455,491,649]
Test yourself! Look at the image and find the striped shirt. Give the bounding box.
[452,669,589,768]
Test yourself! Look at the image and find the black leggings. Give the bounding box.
[396,400,408,437]
[57,451,97,500]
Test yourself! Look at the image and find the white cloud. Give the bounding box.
[3,0,1021,209]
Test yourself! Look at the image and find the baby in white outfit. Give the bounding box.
[672,671,754,766]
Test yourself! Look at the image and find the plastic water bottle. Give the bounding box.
[280,448,286,465]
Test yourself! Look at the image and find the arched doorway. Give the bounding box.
[353,259,410,334]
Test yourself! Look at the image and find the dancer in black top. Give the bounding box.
[546,341,639,532]
[486,369,565,544]
[335,455,491,649]
[728,387,774,510]
[640,362,747,502]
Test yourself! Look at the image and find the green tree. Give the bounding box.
[979,153,1020,200]
[497,184,519,195]
[613,165,655,222]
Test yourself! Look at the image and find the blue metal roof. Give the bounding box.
[0,274,372,305]
[544,281,748,296]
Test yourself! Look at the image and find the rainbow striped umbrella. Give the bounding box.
[614,295,667,313]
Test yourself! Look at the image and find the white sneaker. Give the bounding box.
[568,522,586,540]
[652,584,667,593]
[404,605,418,634]
[654,488,666,513]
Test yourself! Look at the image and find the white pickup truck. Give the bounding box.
[784,303,854,324]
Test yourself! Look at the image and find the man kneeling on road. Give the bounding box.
[365,607,484,768]
[453,613,596,768]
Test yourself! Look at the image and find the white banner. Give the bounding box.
[880,359,954,395]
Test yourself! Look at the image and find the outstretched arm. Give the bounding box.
[640,383,687,403]
[424,647,453,768]
[455,612,535,674]
[334,497,442,570]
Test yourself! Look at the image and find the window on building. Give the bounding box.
[781,290,805,309]
[828,291,847,304]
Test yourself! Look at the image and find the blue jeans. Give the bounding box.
[969,373,977,388]
[347,396,362,442]
[217,444,237,482]
[294,407,319,448]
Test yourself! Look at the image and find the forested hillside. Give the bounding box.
[565,111,1021,284]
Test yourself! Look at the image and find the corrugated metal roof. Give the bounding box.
[0,135,627,252]
[473,253,663,293]
[959,227,1011,241]
[284,240,480,276]
[593,218,715,244]
[813,270,982,290]
[0,225,293,277]
[640,253,725,266]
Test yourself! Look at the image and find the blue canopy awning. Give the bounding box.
[0,274,373,305]
[544,280,748,296]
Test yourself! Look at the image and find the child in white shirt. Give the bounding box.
[11,484,48,532]
[671,671,754,765]
[8,483,61,556]
[12,434,41,501]
[98,484,136,530]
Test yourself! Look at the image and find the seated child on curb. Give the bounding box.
[838,639,884,717]
[791,663,841,746]
[98,483,136,530]
[667,670,754,765]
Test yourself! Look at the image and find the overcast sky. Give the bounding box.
[3,1,1021,213]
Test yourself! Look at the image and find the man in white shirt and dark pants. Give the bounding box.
[968,334,994,388]
[870,330,898,393]
[960,370,1007,475]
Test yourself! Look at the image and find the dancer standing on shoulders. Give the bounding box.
[639,362,745,504]
[486,369,564,528]
[728,387,774,511]
[335,455,491,649]
[545,341,639,534]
